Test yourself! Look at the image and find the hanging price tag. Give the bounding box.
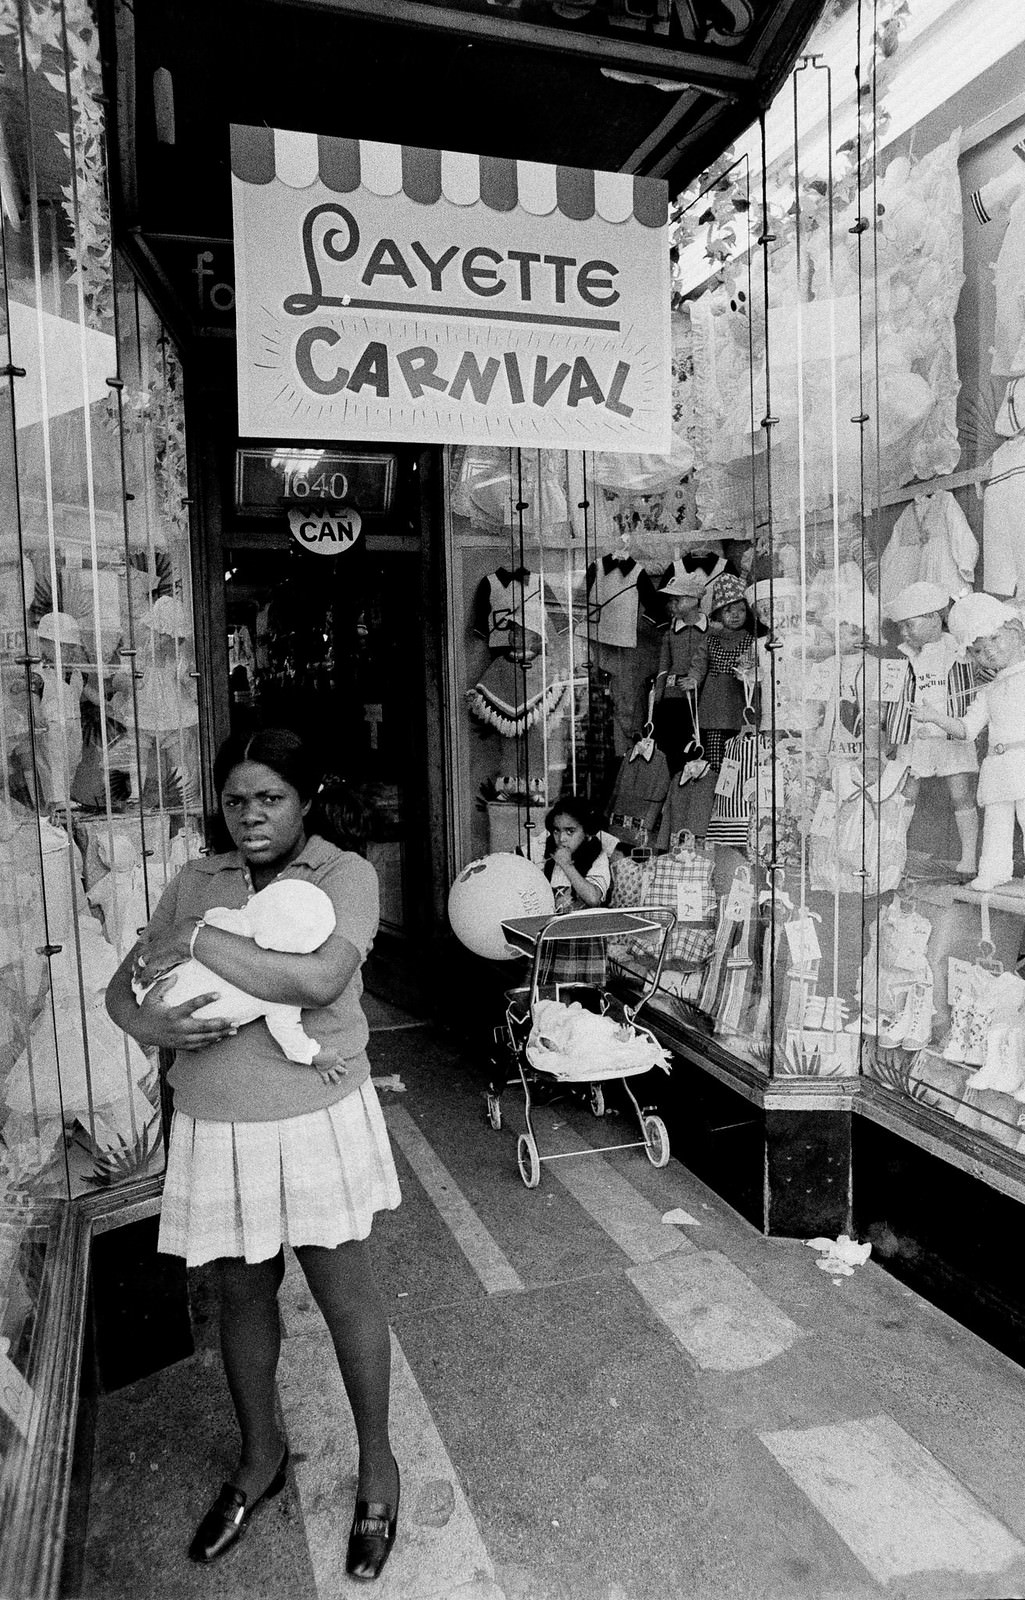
[714,756,741,798]
[0,1338,34,1439]
[676,878,706,921]
[810,789,837,836]
[880,658,909,703]
[785,914,822,966]
[947,956,977,1007]
[724,870,755,922]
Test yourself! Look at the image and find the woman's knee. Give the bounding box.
[217,1250,285,1309]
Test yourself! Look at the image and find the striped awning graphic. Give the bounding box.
[230,126,667,229]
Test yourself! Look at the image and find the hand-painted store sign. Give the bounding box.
[231,127,670,453]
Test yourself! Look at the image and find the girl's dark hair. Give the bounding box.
[211,727,368,856]
[543,793,602,878]
[544,793,600,836]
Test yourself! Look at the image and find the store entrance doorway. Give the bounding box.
[221,534,428,938]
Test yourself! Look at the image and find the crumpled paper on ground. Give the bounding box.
[806,1234,872,1277]
[662,1208,701,1227]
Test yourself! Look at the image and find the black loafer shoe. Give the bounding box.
[345,1466,400,1582]
[187,1450,289,1564]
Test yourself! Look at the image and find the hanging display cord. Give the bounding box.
[758,113,781,1066]
[791,67,813,981]
[32,69,104,1146]
[513,447,533,851]
[569,451,575,800]
[810,49,845,1029]
[1,205,54,1129]
[536,452,553,815]
[577,448,596,800]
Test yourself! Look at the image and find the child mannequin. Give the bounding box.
[811,587,882,765]
[884,580,978,878]
[912,592,1025,892]
[697,572,759,768]
[652,569,709,771]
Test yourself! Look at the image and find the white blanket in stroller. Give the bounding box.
[526,999,671,1081]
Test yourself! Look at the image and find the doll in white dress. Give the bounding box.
[913,593,1025,891]
[883,581,978,878]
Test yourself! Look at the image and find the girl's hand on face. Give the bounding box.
[133,979,236,1052]
[553,845,574,871]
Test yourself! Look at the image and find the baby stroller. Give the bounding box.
[488,905,677,1189]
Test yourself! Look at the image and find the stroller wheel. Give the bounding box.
[588,1085,606,1119]
[642,1114,671,1168]
[517,1132,541,1189]
[486,1092,503,1131]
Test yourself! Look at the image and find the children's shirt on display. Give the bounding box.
[585,556,660,649]
[474,567,567,649]
[886,635,975,742]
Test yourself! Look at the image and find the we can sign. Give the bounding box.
[288,504,362,555]
[231,128,670,453]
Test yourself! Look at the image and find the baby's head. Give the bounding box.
[948,593,1025,675]
[244,879,336,952]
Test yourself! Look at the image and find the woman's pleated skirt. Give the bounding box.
[157,1080,401,1267]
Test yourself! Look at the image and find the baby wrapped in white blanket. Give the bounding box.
[133,878,336,1065]
[526,998,671,1081]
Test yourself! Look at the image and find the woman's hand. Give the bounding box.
[131,977,236,1052]
[132,919,200,985]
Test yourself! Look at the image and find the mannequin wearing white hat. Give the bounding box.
[882,582,978,877]
[35,611,85,807]
[115,597,199,807]
[913,596,1025,891]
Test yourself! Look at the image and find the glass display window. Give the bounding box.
[0,0,203,1525]
[443,4,1025,1165]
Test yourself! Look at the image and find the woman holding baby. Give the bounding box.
[105,728,401,1580]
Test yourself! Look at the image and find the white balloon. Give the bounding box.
[448,853,555,961]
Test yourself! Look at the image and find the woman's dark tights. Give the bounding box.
[216,1239,395,1504]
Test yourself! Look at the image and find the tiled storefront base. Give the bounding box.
[643,1016,1025,1368]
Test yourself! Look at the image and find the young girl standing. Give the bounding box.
[541,795,611,988]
